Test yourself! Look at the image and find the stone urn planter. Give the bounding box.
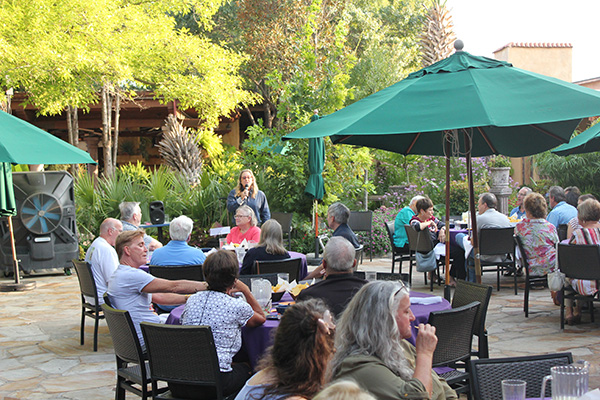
[489,167,511,187]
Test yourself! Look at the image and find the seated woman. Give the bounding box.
[410,197,465,283]
[514,192,559,277]
[227,205,261,245]
[565,198,600,325]
[566,194,597,240]
[330,281,457,400]
[235,299,335,400]
[180,250,266,399]
[240,219,290,275]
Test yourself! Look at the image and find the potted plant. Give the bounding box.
[488,155,511,187]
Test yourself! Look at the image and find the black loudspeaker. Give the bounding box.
[0,171,78,275]
[149,201,165,224]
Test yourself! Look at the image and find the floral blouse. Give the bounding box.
[515,218,559,276]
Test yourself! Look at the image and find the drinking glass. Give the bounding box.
[277,273,289,283]
[365,271,377,281]
[501,379,526,400]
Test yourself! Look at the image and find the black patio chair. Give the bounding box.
[253,258,302,282]
[72,259,104,352]
[271,212,294,250]
[148,265,204,281]
[384,221,411,274]
[405,224,443,291]
[478,227,517,294]
[348,211,373,262]
[514,236,548,318]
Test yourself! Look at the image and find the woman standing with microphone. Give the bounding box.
[227,169,271,225]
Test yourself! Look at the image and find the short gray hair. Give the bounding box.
[548,186,566,203]
[409,195,425,207]
[119,201,140,222]
[236,205,258,227]
[324,237,355,272]
[328,202,350,224]
[330,281,413,380]
[479,192,497,209]
[169,215,194,241]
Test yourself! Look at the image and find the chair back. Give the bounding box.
[271,212,293,249]
[254,258,302,282]
[148,265,204,281]
[374,272,409,282]
[103,292,113,308]
[348,211,373,233]
[140,322,224,399]
[558,243,600,280]
[428,301,480,366]
[452,280,492,339]
[469,353,573,400]
[479,227,515,256]
[73,260,99,303]
[238,273,279,286]
[404,224,435,253]
[101,304,146,365]
[557,224,568,241]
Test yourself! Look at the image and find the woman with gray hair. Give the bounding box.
[330,281,457,400]
[226,205,261,245]
[240,219,290,275]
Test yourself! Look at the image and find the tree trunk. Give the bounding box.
[101,84,114,177]
[112,94,120,173]
[66,106,80,177]
[244,105,256,126]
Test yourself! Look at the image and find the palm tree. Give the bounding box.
[157,114,202,185]
[420,0,456,67]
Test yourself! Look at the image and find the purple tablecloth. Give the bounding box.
[167,291,447,368]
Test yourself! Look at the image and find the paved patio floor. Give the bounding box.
[1,256,599,399]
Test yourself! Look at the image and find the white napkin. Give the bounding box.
[580,389,600,400]
[410,296,443,305]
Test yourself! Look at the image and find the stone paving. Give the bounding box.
[1,256,599,399]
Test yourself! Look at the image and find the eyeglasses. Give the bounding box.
[393,280,409,297]
[234,215,250,219]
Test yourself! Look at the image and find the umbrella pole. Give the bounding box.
[8,216,20,285]
[444,138,452,300]
[313,200,320,258]
[464,133,481,283]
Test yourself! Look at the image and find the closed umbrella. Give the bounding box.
[285,43,600,285]
[304,113,326,258]
[552,122,600,156]
[0,110,95,291]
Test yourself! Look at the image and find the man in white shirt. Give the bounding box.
[84,218,122,304]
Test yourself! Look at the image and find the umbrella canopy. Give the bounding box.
[285,51,600,157]
[0,162,16,217]
[305,137,325,200]
[0,111,94,164]
[552,122,600,156]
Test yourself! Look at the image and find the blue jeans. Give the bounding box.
[455,233,476,282]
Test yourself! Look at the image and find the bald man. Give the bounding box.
[84,218,123,304]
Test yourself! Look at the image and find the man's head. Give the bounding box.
[516,187,532,207]
[169,215,194,242]
[565,186,581,208]
[115,230,147,268]
[327,202,350,229]
[119,201,142,224]
[99,218,123,246]
[547,186,566,208]
[478,193,497,214]
[408,195,425,212]
[323,237,356,274]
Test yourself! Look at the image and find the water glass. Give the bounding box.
[219,238,227,249]
[502,379,526,400]
[277,273,289,283]
[365,271,377,281]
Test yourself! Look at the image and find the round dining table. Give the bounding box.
[166,290,450,368]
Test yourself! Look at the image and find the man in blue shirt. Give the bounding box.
[150,215,207,266]
[547,186,577,229]
[393,195,425,250]
[509,187,532,219]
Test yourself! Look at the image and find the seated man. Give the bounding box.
[297,237,366,317]
[149,215,206,266]
[107,230,207,346]
[119,201,163,252]
[84,218,122,304]
[456,192,511,282]
[327,202,360,248]
[394,195,425,251]
[547,186,577,229]
[509,187,532,219]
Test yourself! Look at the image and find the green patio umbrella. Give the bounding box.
[0,110,95,290]
[284,43,600,285]
[552,122,600,156]
[305,113,326,258]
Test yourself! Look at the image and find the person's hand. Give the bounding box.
[228,279,250,296]
[438,230,446,243]
[415,323,437,356]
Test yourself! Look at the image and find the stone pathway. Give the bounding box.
[1,257,599,399]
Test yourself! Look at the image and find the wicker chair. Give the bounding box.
[451,280,493,358]
[140,322,226,399]
[469,353,573,400]
[384,221,411,274]
[404,224,443,291]
[72,260,104,352]
[428,301,481,399]
[101,304,163,399]
[253,258,302,282]
[148,265,204,281]
[557,243,600,329]
[348,211,373,262]
[514,236,548,318]
[478,227,517,294]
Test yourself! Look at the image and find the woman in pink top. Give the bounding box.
[227,205,261,244]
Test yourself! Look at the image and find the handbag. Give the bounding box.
[548,269,566,291]
[416,250,437,272]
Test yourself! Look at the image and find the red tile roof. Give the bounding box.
[494,42,573,53]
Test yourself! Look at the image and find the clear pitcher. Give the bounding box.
[250,278,272,313]
[540,362,589,400]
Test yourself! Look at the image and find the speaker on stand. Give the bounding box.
[149,201,166,243]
